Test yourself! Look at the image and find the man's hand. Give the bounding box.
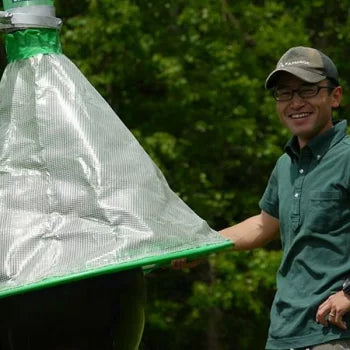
[315,291,350,330]
[171,258,204,270]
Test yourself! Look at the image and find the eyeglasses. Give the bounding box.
[272,85,333,101]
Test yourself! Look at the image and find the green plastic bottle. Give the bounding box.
[3,0,54,11]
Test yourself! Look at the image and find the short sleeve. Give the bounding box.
[259,165,279,219]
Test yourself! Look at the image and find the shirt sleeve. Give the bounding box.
[259,165,279,219]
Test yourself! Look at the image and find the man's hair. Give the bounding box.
[326,78,339,95]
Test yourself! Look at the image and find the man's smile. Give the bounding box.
[288,112,312,119]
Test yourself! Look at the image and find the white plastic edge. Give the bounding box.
[0,5,62,31]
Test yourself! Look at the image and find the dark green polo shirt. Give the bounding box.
[260,120,350,349]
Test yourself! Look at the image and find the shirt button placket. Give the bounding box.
[291,166,306,231]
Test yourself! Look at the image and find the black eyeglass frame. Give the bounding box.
[272,85,336,102]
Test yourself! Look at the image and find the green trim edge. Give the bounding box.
[0,240,233,299]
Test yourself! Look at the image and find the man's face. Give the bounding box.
[274,72,342,148]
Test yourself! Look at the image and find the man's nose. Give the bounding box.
[289,92,306,108]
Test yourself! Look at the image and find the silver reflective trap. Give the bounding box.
[0,0,231,297]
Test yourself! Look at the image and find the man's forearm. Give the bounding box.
[219,212,279,251]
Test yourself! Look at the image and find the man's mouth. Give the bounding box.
[289,112,311,119]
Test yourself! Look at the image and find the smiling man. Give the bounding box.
[273,72,339,148]
[219,47,350,349]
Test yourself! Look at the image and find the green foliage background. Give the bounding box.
[1,1,349,349]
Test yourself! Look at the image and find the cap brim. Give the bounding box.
[265,67,326,89]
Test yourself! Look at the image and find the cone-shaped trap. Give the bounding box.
[0,24,232,298]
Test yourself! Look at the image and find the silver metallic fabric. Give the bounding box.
[0,53,226,293]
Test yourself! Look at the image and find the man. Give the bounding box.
[173,46,350,349]
[221,47,350,349]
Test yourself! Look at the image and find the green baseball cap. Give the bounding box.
[265,46,339,89]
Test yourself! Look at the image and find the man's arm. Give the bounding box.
[220,210,280,250]
[171,210,279,269]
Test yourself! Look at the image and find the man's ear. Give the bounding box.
[331,86,343,109]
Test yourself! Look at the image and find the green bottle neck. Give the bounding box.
[3,0,54,11]
[5,29,62,62]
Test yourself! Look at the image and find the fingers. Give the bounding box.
[315,292,349,330]
[334,310,347,330]
[315,300,331,327]
[171,258,187,269]
[185,258,204,268]
[171,258,204,270]
[325,310,347,330]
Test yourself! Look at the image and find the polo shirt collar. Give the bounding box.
[285,119,348,161]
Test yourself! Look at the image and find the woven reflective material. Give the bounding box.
[0,53,229,295]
